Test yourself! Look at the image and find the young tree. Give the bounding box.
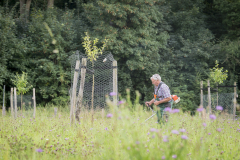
[82,31,108,110]
[12,72,32,113]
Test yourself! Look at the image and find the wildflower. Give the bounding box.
[109,92,117,96]
[136,141,140,144]
[127,147,131,150]
[208,133,211,135]
[203,123,207,127]
[163,136,168,142]
[181,135,188,140]
[105,127,108,131]
[147,132,150,135]
[152,135,155,138]
[150,128,158,132]
[217,128,222,132]
[36,148,43,152]
[172,109,180,113]
[172,155,177,158]
[164,107,172,112]
[162,156,166,159]
[209,114,216,120]
[216,106,223,111]
[107,113,113,118]
[179,129,186,132]
[118,101,124,105]
[147,149,149,152]
[65,138,69,140]
[197,107,204,112]
[171,130,179,134]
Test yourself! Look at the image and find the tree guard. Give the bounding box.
[69,51,117,122]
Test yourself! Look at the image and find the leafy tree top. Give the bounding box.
[12,72,32,95]
[209,60,228,84]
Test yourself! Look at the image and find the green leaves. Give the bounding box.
[209,60,228,85]
[12,72,32,95]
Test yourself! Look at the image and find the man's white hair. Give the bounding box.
[150,74,161,81]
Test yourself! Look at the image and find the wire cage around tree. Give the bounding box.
[69,51,117,110]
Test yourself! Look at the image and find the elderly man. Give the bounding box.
[145,74,172,123]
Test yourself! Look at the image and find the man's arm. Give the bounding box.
[153,97,171,106]
[145,98,155,106]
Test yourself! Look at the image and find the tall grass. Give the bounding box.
[0,97,240,160]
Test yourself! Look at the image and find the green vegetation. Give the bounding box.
[0,100,239,159]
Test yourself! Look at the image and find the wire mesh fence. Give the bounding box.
[69,51,116,110]
[12,95,34,117]
[203,93,234,115]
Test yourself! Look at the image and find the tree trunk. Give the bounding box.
[20,0,26,18]
[47,0,54,8]
[25,0,32,20]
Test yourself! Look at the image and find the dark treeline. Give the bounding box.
[0,0,239,111]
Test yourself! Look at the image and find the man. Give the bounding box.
[145,74,172,123]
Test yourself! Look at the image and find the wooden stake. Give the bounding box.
[2,85,6,116]
[233,82,237,120]
[14,87,17,118]
[70,60,80,124]
[76,58,87,121]
[11,88,14,118]
[207,80,211,114]
[33,88,36,118]
[113,61,118,105]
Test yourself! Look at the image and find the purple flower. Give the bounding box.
[105,127,108,131]
[109,92,117,96]
[172,109,180,113]
[172,155,177,158]
[208,133,211,135]
[163,136,168,142]
[147,149,149,152]
[179,129,186,132]
[65,138,69,140]
[171,130,179,134]
[118,101,124,105]
[216,106,223,111]
[209,114,216,120]
[164,107,172,112]
[136,141,140,144]
[36,148,43,152]
[162,156,166,159]
[150,128,158,132]
[203,123,207,127]
[127,147,131,150]
[217,128,222,132]
[181,135,188,140]
[197,108,204,112]
[107,113,113,118]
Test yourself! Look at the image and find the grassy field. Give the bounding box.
[0,101,240,160]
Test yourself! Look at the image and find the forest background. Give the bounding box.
[0,0,239,113]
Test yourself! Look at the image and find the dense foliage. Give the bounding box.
[0,0,239,111]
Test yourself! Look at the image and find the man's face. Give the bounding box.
[151,78,159,86]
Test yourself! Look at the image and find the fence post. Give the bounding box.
[11,88,14,118]
[113,60,118,105]
[207,80,211,114]
[33,88,36,118]
[70,60,80,124]
[54,107,58,117]
[14,87,17,118]
[200,81,203,107]
[233,82,237,120]
[76,58,87,121]
[2,85,6,116]
[216,84,219,106]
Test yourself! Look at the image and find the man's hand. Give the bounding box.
[154,101,160,106]
[145,101,151,107]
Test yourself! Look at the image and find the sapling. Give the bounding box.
[82,32,108,110]
[209,60,228,106]
[12,72,32,114]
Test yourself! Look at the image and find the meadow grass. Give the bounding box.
[0,101,240,160]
